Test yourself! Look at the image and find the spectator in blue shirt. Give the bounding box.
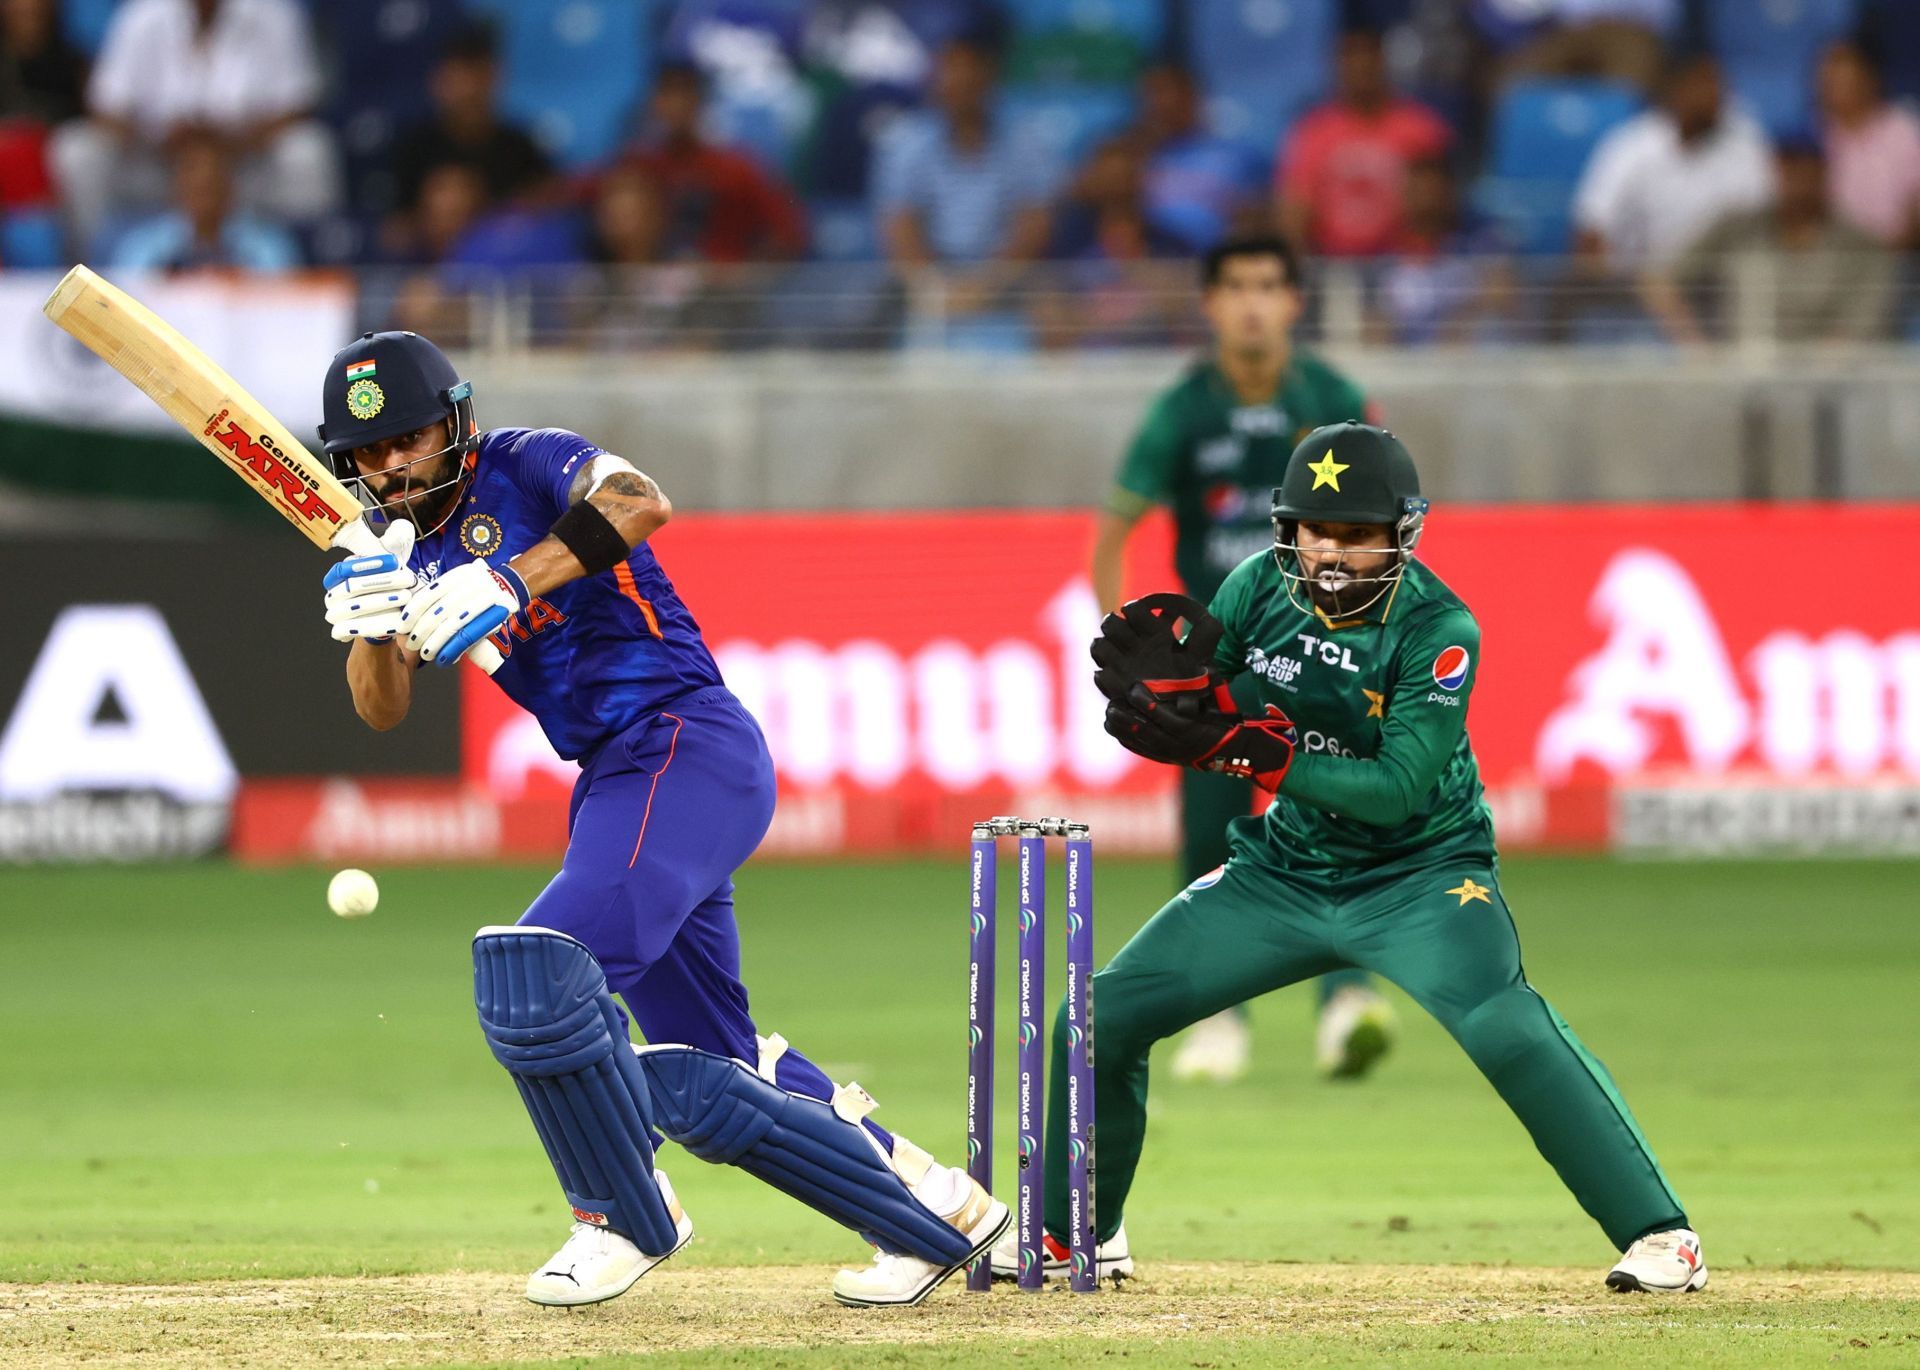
[110,130,299,273]
[1133,64,1266,253]
[872,35,1054,267]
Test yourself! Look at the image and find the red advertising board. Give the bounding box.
[448,504,1920,857]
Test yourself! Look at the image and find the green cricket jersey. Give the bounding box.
[1207,551,1494,871]
[1113,355,1369,602]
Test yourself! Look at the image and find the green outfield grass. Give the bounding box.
[2,854,1917,1365]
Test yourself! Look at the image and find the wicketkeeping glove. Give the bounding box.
[402,558,531,666]
[1106,683,1299,792]
[322,519,419,643]
[1090,591,1225,710]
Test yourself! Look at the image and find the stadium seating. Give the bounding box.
[660,0,812,174]
[313,0,470,214]
[466,0,656,167]
[1188,0,1336,159]
[1703,0,1857,139]
[0,207,65,268]
[997,83,1138,180]
[59,0,120,56]
[1004,0,1167,85]
[1476,78,1643,255]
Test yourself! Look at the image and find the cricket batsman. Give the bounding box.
[1092,235,1395,1084]
[1002,421,1706,1292]
[315,331,1006,1307]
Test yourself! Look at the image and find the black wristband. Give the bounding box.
[550,499,631,576]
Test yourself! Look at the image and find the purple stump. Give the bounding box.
[1064,827,1096,1291]
[1016,824,1045,1291]
[966,823,996,1292]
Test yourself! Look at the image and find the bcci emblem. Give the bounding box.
[460,512,503,557]
[345,378,385,420]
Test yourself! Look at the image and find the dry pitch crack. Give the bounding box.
[4,1264,1917,1368]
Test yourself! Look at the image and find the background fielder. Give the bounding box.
[316,330,1006,1309]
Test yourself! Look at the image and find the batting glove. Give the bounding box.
[322,520,419,643]
[402,558,531,666]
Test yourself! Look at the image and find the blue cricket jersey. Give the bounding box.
[410,427,724,761]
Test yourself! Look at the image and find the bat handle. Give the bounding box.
[333,518,502,676]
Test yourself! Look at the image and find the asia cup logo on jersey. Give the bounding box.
[1432,645,1472,691]
[460,512,504,557]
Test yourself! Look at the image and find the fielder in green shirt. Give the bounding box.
[1000,422,1706,1294]
[1089,235,1393,1084]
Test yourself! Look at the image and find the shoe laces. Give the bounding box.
[1630,1229,1689,1258]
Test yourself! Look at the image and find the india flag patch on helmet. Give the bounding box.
[345,359,376,381]
[1431,645,1471,690]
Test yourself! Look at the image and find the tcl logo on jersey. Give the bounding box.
[1431,645,1471,690]
[1299,633,1362,674]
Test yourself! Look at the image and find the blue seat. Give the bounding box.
[61,0,121,56]
[1189,0,1336,157]
[1,208,66,268]
[1703,0,1856,139]
[1476,78,1643,254]
[1006,0,1166,83]
[806,197,879,261]
[313,0,469,215]
[997,84,1137,180]
[467,0,655,167]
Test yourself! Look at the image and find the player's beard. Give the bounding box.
[1302,551,1393,619]
[366,438,462,533]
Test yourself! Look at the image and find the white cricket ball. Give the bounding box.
[327,868,379,919]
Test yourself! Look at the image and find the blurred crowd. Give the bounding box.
[1,0,1915,348]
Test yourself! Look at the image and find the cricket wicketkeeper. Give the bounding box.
[997,420,1707,1293]
[315,330,1006,1308]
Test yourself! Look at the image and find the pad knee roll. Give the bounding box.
[474,926,681,1255]
[636,1044,972,1265]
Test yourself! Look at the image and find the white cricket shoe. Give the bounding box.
[987,1221,1133,1284]
[1607,1228,1708,1293]
[831,1169,1009,1307]
[1170,1009,1253,1083]
[1315,986,1396,1080]
[525,1170,694,1307]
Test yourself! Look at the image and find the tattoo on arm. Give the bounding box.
[589,470,663,509]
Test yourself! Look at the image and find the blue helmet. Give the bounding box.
[318,330,478,473]
[318,330,480,532]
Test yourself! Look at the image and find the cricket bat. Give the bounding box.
[43,265,499,673]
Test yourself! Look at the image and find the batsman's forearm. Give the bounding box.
[347,638,413,731]
[511,473,671,597]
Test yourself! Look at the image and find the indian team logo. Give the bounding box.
[345,378,385,420]
[1432,645,1471,691]
[460,512,503,557]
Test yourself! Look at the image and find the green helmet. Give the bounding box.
[1270,422,1429,621]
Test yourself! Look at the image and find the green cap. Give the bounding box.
[1271,422,1422,526]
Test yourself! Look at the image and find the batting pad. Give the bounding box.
[636,1044,973,1264]
[473,926,682,1255]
